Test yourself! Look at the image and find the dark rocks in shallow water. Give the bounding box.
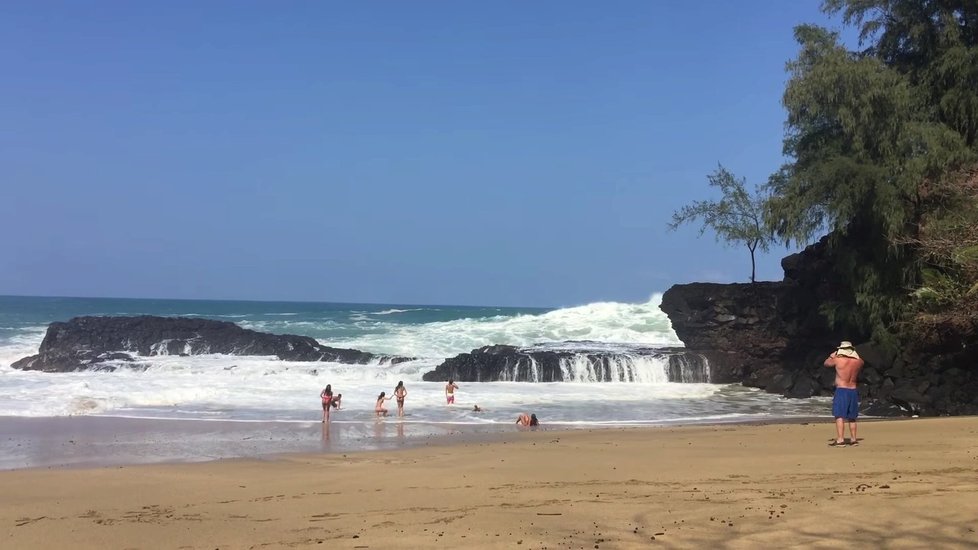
[12,315,409,372]
[422,343,715,383]
[860,400,906,417]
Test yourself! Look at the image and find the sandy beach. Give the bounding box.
[2,417,977,549]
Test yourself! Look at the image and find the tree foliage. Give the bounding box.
[903,169,978,309]
[669,166,771,283]
[763,0,978,344]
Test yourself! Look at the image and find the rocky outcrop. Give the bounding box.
[422,343,715,383]
[659,280,845,396]
[659,237,978,416]
[12,316,410,372]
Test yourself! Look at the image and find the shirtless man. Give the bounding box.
[823,341,865,447]
[445,380,459,405]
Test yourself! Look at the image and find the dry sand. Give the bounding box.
[2,417,978,549]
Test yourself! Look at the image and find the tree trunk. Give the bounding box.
[749,244,757,283]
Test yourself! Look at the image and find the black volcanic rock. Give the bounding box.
[659,236,978,416]
[659,280,845,393]
[422,343,716,383]
[11,315,409,372]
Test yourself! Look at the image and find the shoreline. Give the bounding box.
[2,416,976,548]
[0,413,835,471]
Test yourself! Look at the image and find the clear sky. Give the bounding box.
[1,1,847,307]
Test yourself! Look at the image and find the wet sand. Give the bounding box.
[0,415,514,470]
[2,417,978,548]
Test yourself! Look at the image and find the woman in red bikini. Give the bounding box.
[375,391,392,417]
[320,384,333,423]
[445,380,459,405]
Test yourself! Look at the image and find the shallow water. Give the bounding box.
[0,295,829,440]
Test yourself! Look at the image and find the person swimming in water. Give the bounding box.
[515,413,538,427]
[320,384,333,423]
[394,381,407,417]
[375,391,392,417]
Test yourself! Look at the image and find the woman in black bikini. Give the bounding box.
[393,381,407,417]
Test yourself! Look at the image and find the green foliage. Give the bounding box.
[766,23,972,246]
[761,0,978,344]
[669,166,771,282]
[907,169,978,317]
[824,0,978,145]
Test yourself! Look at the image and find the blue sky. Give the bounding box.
[1,1,847,307]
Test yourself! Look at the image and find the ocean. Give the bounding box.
[0,294,827,433]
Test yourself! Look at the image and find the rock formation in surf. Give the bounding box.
[11,315,410,372]
[422,344,715,383]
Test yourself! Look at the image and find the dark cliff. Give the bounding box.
[12,315,410,372]
[659,238,978,416]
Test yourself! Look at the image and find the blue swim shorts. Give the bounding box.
[832,388,859,420]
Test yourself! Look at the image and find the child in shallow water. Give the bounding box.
[515,413,538,426]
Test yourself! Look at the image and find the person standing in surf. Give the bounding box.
[320,384,333,423]
[393,381,407,417]
[445,379,459,405]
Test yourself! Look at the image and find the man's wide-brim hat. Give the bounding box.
[836,341,860,359]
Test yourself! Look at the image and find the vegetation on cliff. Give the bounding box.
[668,166,772,283]
[664,1,978,413]
[765,0,978,346]
[903,167,978,348]
[675,1,978,348]
[670,0,978,346]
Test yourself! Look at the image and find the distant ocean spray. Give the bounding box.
[0,295,827,424]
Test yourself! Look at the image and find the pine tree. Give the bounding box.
[763,0,978,343]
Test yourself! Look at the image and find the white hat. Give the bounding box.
[836,341,860,359]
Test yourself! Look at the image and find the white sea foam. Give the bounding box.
[0,296,829,423]
[0,349,829,422]
[324,294,680,358]
[0,325,47,369]
[372,308,425,315]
